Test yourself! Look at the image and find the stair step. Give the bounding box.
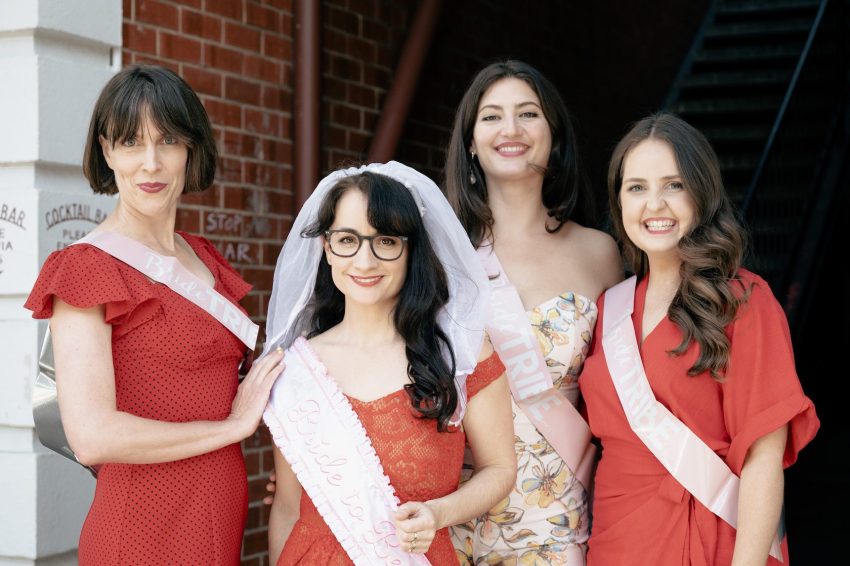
[681,69,792,88]
[670,95,784,115]
[705,19,815,39]
[695,43,804,64]
[716,0,821,17]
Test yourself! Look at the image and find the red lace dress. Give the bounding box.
[277,352,506,565]
[24,232,251,566]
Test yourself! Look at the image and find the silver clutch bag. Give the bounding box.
[32,327,99,477]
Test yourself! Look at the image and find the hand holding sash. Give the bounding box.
[394,502,438,555]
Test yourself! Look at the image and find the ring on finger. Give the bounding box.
[411,532,418,544]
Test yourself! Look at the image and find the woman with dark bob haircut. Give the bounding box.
[445,61,621,564]
[24,64,284,564]
[579,112,819,565]
[263,162,516,564]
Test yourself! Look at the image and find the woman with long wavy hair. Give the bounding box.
[263,162,516,565]
[579,112,819,565]
[445,60,622,565]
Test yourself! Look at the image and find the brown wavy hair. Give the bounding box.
[443,60,592,247]
[607,112,749,379]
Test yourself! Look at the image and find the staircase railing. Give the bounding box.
[740,0,830,216]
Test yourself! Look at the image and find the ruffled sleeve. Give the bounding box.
[23,244,162,337]
[465,351,506,399]
[723,271,819,474]
[179,232,252,303]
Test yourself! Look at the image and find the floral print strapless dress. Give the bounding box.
[452,291,598,566]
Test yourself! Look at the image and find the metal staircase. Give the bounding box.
[665,0,849,332]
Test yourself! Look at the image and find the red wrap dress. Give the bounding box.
[579,270,819,566]
[25,232,252,565]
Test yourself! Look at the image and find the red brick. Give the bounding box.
[330,55,361,81]
[324,75,345,99]
[123,23,157,54]
[281,116,292,138]
[205,44,243,73]
[206,0,243,20]
[324,27,347,53]
[226,76,261,106]
[346,36,376,61]
[262,34,290,59]
[377,44,395,67]
[225,22,261,51]
[328,5,359,33]
[245,108,280,136]
[159,31,201,64]
[363,64,390,87]
[266,190,293,213]
[244,56,282,84]
[175,207,201,232]
[245,505,262,531]
[348,130,371,152]
[123,0,133,18]
[204,98,242,128]
[245,451,260,476]
[262,0,293,10]
[347,83,375,108]
[136,0,178,30]
[261,139,292,163]
[247,3,281,32]
[216,158,243,184]
[323,125,347,148]
[363,109,379,131]
[180,184,220,207]
[182,65,222,97]
[281,12,294,36]
[181,10,222,41]
[223,131,259,158]
[261,85,291,110]
[241,528,266,557]
[179,0,201,7]
[349,0,378,18]
[362,17,389,43]
[242,267,274,290]
[122,51,133,66]
[245,162,282,188]
[331,104,361,129]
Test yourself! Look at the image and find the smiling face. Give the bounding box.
[619,138,696,266]
[471,77,552,185]
[324,188,409,309]
[100,111,188,219]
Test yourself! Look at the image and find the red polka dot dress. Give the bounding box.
[25,232,252,566]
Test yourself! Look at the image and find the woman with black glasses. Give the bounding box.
[263,162,516,565]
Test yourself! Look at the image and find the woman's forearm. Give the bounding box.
[731,425,787,566]
[427,461,515,529]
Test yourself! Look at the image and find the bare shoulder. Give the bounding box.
[565,223,623,287]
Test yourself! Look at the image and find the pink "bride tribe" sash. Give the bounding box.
[477,246,596,489]
[78,231,258,349]
[602,277,783,561]
[263,337,430,566]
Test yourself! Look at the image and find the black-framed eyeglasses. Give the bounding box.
[324,229,408,261]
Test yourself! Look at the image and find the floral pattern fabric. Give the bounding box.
[452,292,598,565]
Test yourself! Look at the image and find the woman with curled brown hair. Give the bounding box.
[579,112,819,565]
[24,64,284,565]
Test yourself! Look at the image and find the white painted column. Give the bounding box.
[0,1,121,564]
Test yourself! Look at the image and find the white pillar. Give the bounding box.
[0,1,121,564]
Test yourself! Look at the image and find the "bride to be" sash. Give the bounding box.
[79,231,258,349]
[263,337,430,566]
[601,276,783,561]
[477,246,596,489]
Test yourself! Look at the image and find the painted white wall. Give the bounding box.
[0,1,121,564]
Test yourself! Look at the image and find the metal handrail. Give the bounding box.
[740,0,830,216]
[662,2,717,111]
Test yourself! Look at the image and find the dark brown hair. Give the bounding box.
[607,112,749,379]
[444,60,591,247]
[83,64,217,194]
[299,172,458,431]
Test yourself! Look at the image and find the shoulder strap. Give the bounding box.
[477,245,596,489]
[77,232,258,349]
[263,338,431,566]
[601,277,783,561]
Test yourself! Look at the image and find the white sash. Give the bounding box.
[601,276,783,561]
[263,337,431,565]
[477,246,596,489]
[78,231,258,349]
